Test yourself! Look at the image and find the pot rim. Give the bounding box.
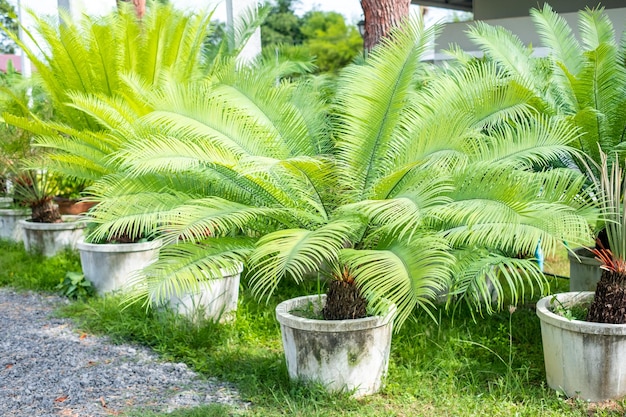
[276,294,396,332]
[536,292,626,335]
[19,215,87,230]
[77,239,163,252]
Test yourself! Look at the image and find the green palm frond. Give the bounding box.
[437,165,592,256]
[578,6,616,51]
[248,220,362,302]
[125,238,254,307]
[466,21,536,90]
[333,17,439,201]
[468,117,580,168]
[157,197,293,244]
[530,5,582,74]
[449,250,546,314]
[341,232,453,328]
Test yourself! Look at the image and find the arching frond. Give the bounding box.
[248,220,362,302]
[334,17,439,201]
[124,238,254,307]
[341,232,453,328]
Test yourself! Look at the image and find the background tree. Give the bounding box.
[360,0,410,50]
[262,0,362,73]
[261,0,304,46]
[0,0,17,54]
[117,0,146,19]
[300,11,362,72]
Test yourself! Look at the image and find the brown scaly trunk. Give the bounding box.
[117,0,146,19]
[586,269,626,324]
[360,0,411,51]
[322,280,368,320]
[31,199,62,223]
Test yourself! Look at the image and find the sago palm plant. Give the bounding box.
[585,152,626,323]
[74,16,595,328]
[464,5,626,176]
[0,2,272,226]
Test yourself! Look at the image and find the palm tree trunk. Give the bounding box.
[117,0,146,19]
[587,269,626,324]
[360,0,410,51]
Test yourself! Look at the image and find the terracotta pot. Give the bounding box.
[54,197,97,215]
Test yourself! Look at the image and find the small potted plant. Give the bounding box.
[13,167,86,257]
[536,151,626,401]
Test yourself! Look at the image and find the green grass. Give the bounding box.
[0,239,623,416]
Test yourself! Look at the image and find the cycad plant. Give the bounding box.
[0,2,221,205]
[75,16,594,328]
[465,5,626,170]
[586,152,626,323]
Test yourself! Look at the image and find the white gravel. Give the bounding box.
[0,288,246,416]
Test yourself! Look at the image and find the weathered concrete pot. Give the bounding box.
[77,240,162,294]
[537,292,626,401]
[568,247,601,291]
[0,208,29,241]
[19,215,86,257]
[276,294,396,397]
[167,263,243,322]
[0,197,12,208]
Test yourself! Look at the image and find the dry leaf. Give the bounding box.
[54,395,69,403]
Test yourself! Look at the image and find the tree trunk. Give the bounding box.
[31,199,62,223]
[586,269,626,324]
[117,0,146,19]
[360,0,410,51]
[322,279,368,320]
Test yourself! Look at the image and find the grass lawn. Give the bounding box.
[0,240,622,416]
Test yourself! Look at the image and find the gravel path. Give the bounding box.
[0,288,246,416]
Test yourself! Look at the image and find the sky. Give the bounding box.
[13,0,443,24]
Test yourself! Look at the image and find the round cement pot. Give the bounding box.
[537,292,626,401]
[276,294,396,398]
[0,208,29,241]
[0,196,12,208]
[77,240,162,294]
[19,215,86,257]
[568,247,601,291]
[167,263,243,322]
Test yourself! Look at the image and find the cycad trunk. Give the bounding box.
[322,280,367,320]
[117,0,146,19]
[586,270,626,324]
[360,0,411,51]
[31,199,62,223]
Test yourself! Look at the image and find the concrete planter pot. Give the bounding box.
[568,247,601,291]
[19,215,86,257]
[167,263,243,322]
[0,208,29,241]
[536,291,626,401]
[77,240,162,294]
[276,294,396,397]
